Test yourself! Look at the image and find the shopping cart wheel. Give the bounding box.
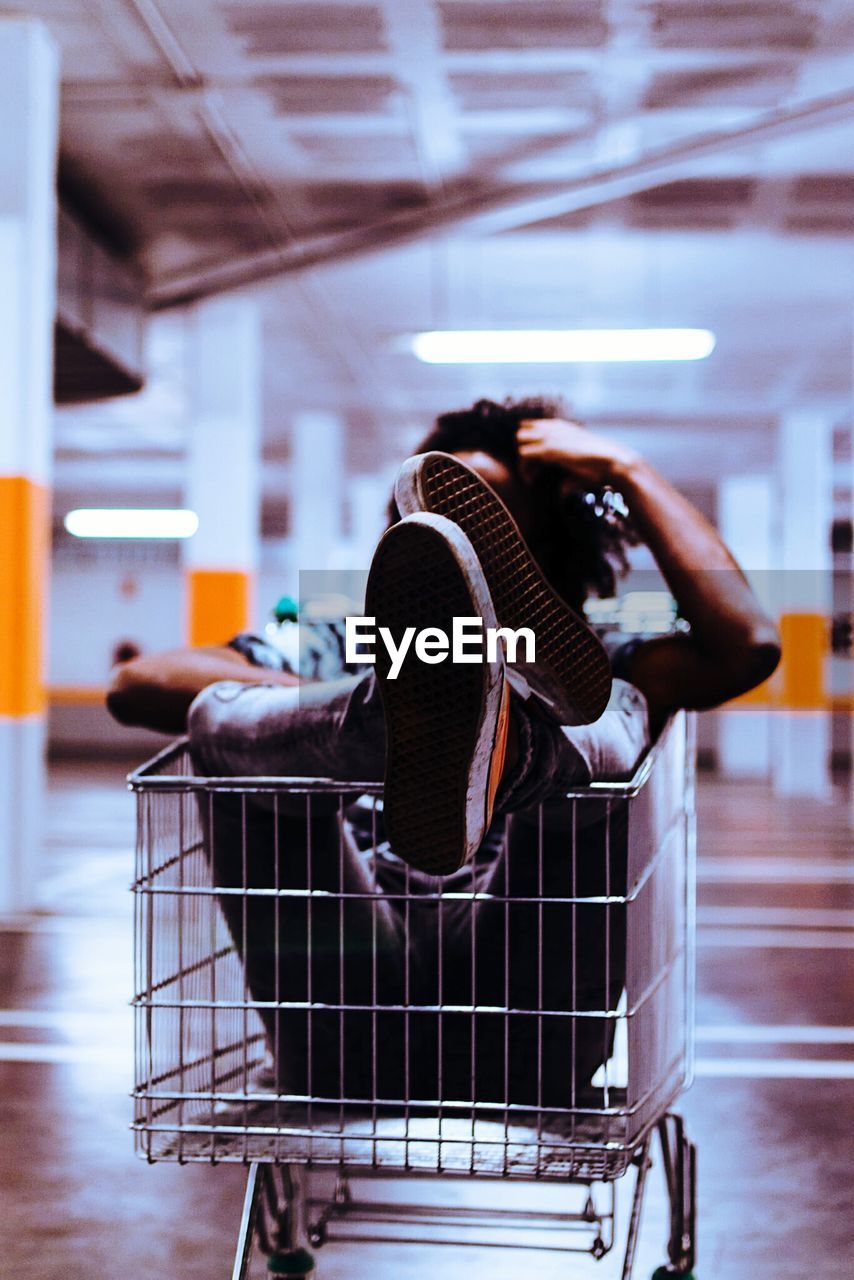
[267,1246,316,1277]
[656,1113,697,1277]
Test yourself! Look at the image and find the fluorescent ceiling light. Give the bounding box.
[410,328,716,364]
[64,508,199,540]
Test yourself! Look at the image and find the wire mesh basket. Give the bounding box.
[131,712,695,1188]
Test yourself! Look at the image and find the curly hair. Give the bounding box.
[388,397,636,610]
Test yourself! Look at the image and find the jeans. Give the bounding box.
[188,672,650,1108]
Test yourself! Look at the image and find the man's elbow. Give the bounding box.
[105,663,144,726]
[740,623,782,691]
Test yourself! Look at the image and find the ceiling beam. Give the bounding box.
[149,84,854,309]
[113,0,413,413]
[59,47,854,95]
[379,0,465,187]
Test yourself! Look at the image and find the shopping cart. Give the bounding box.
[130,711,697,1279]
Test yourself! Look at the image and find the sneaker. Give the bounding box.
[364,512,509,875]
[395,451,612,726]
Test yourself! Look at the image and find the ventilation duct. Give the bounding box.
[55,204,145,404]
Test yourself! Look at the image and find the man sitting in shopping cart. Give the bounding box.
[108,402,780,1104]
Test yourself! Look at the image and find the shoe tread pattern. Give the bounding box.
[419,453,611,722]
[366,521,490,875]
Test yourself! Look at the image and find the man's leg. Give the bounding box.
[469,807,628,1108]
[498,676,651,812]
[188,672,387,786]
[189,677,408,1102]
[449,679,648,1107]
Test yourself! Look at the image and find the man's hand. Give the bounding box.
[106,646,300,735]
[517,418,638,488]
[518,416,781,729]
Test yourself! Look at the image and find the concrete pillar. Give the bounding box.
[716,474,774,779]
[0,19,58,914]
[184,296,261,645]
[773,411,833,798]
[290,411,344,574]
[349,472,392,563]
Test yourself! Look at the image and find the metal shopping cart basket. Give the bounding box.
[130,712,698,1279]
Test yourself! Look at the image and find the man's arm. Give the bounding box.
[605,455,781,725]
[518,419,782,731]
[106,646,300,735]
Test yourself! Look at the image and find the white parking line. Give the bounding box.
[697,928,853,948]
[0,915,128,934]
[698,858,853,884]
[0,1043,129,1065]
[696,1025,854,1044]
[4,1010,850,1046]
[0,1010,128,1033]
[695,1058,854,1080]
[2,1043,851,1081]
[696,906,854,928]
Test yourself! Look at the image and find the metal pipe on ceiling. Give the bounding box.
[120,0,410,412]
[148,83,854,309]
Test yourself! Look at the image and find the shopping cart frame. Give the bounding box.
[130,712,698,1279]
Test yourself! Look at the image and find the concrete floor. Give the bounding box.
[0,756,851,1280]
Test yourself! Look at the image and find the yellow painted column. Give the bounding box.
[184,297,261,647]
[0,19,59,913]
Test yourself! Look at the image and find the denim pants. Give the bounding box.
[188,672,649,1109]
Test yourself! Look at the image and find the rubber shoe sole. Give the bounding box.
[395,451,612,726]
[365,512,507,876]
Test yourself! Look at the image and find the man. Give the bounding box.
[109,405,780,1103]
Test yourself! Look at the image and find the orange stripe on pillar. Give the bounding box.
[0,475,49,717]
[186,569,252,648]
[778,612,828,710]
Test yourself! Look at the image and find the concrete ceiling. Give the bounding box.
[7,0,854,508]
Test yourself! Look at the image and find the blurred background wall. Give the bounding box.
[0,0,851,907]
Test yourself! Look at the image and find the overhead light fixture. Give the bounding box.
[410,328,716,364]
[64,509,200,540]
